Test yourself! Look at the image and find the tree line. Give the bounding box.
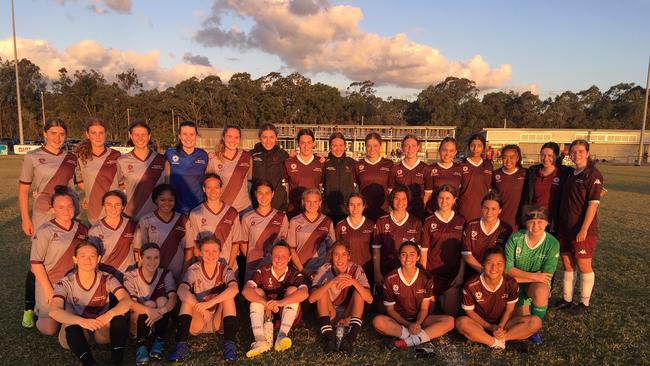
[0,57,646,145]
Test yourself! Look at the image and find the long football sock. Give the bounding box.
[531,304,548,319]
[562,271,575,302]
[175,314,192,343]
[579,272,595,306]
[250,302,266,342]
[279,303,298,336]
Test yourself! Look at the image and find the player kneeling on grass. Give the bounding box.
[372,241,455,350]
[456,246,539,351]
[242,240,309,358]
[168,235,239,362]
[49,241,132,366]
[309,239,374,354]
[505,205,559,345]
[123,243,178,365]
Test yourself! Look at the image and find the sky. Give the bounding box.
[0,0,648,100]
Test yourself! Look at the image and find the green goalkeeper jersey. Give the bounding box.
[505,230,560,274]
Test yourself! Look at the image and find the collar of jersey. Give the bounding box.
[466,158,483,167]
[480,273,504,293]
[346,216,366,230]
[434,210,455,223]
[297,154,315,165]
[479,218,501,236]
[401,159,421,170]
[390,212,410,226]
[271,266,288,282]
[398,267,419,286]
[525,231,546,250]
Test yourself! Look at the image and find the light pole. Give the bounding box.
[11,0,24,144]
[637,57,649,166]
[126,108,131,124]
[40,90,45,125]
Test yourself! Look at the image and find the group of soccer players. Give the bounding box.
[19,118,605,365]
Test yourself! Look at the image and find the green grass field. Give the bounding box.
[0,155,648,365]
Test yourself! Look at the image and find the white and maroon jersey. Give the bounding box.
[19,147,78,229]
[207,149,253,212]
[283,155,324,217]
[388,159,428,220]
[372,213,423,275]
[187,203,242,269]
[354,158,393,221]
[492,167,527,231]
[559,167,604,237]
[287,213,335,274]
[76,148,122,224]
[124,267,176,303]
[117,150,166,220]
[134,211,191,280]
[462,218,512,278]
[181,261,237,302]
[422,211,465,280]
[313,262,369,307]
[424,162,462,213]
[382,268,434,320]
[462,274,519,324]
[88,217,137,276]
[241,209,289,280]
[30,220,88,284]
[335,217,374,271]
[248,264,307,300]
[52,270,124,319]
[458,158,494,222]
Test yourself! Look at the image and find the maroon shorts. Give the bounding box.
[559,234,598,259]
[432,275,454,296]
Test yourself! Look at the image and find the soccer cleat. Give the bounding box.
[394,339,409,349]
[168,341,190,362]
[149,339,164,360]
[555,299,574,310]
[338,334,354,354]
[568,303,590,315]
[529,332,543,345]
[274,332,292,352]
[246,341,272,358]
[264,320,274,345]
[223,340,237,362]
[323,332,337,353]
[136,345,150,365]
[22,309,35,328]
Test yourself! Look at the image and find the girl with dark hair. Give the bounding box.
[424,136,462,215]
[492,144,527,231]
[354,132,393,221]
[283,128,324,219]
[458,133,493,221]
[164,121,208,215]
[250,123,290,211]
[335,192,375,284]
[322,132,356,224]
[388,135,428,220]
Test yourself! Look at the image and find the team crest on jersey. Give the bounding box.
[201,218,207,225]
[430,223,437,231]
[397,169,403,175]
[98,234,104,240]
[384,223,390,231]
[471,230,478,239]
[475,291,483,300]
[217,164,223,171]
[495,174,501,181]
[290,163,297,170]
[462,166,468,172]
[150,225,157,232]
[358,165,365,171]
[392,284,399,292]
[38,158,46,164]
[515,247,522,257]
[296,225,302,231]
[72,296,79,304]
[341,226,347,232]
[172,155,180,162]
[127,164,134,172]
[553,177,560,184]
[431,169,438,174]
[251,221,256,226]
[52,233,59,240]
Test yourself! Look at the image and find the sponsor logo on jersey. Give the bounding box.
[124,232,134,238]
[484,170,491,174]
[407,229,417,234]
[326,167,336,171]
[152,164,165,170]
[575,179,584,184]
[223,219,232,225]
[416,289,426,294]
[579,249,587,255]
[454,225,463,230]
[195,159,206,164]
[314,167,322,172]
[271,220,281,226]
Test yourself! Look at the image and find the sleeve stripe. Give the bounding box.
[383,301,396,306]
[52,294,66,301]
[297,284,307,289]
[371,245,381,249]
[180,281,191,288]
[19,180,32,185]
[166,290,177,295]
[246,280,258,288]
[461,304,475,310]
[461,251,471,255]
[113,286,126,294]
[588,200,600,204]
[30,260,44,264]
[507,299,518,304]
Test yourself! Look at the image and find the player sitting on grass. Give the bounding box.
[168,235,239,362]
[124,243,178,365]
[309,239,374,354]
[505,205,560,345]
[243,240,309,358]
[49,241,132,366]
[372,241,455,349]
[456,246,540,351]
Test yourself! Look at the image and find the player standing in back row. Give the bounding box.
[458,133,493,221]
[283,128,324,219]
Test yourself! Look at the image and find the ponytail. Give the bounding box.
[75,118,106,164]
[215,124,241,162]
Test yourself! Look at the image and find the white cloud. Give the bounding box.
[194,0,512,90]
[56,0,133,14]
[0,37,232,89]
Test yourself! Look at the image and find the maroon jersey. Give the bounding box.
[461,219,512,278]
[30,220,89,284]
[492,167,527,231]
[288,213,335,274]
[53,270,125,319]
[248,264,307,300]
[335,217,374,272]
[241,209,289,280]
[422,212,465,282]
[424,162,462,213]
[88,217,137,276]
[462,274,519,324]
[118,150,166,220]
[458,158,493,221]
[76,148,122,224]
[532,167,563,212]
[283,155,324,217]
[382,268,434,320]
[207,149,253,212]
[372,213,422,275]
[354,158,393,220]
[389,159,428,220]
[559,167,604,237]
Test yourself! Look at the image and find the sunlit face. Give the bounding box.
[391,191,409,212]
[439,141,457,164]
[199,242,221,264]
[483,253,505,280]
[271,245,291,270]
[570,144,589,167]
[469,139,484,158]
[86,125,106,149]
[303,192,321,214]
[260,130,277,151]
[129,126,150,149]
[155,190,175,213]
[399,245,420,269]
[481,200,501,221]
[402,138,419,159]
[330,137,346,158]
[437,190,456,212]
[332,245,350,271]
[103,195,124,219]
[365,138,381,160]
[502,149,519,171]
[44,126,66,150]
[179,126,197,149]
[203,177,223,202]
[347,196,365,218]
[74,245,99,273]
[526,218,548,236]
[298,134,314,156]
[540,147,556,168]
[255,185,274,208]
[52,195,75,222]
[223,128,240,151]
[141,248,161,273]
